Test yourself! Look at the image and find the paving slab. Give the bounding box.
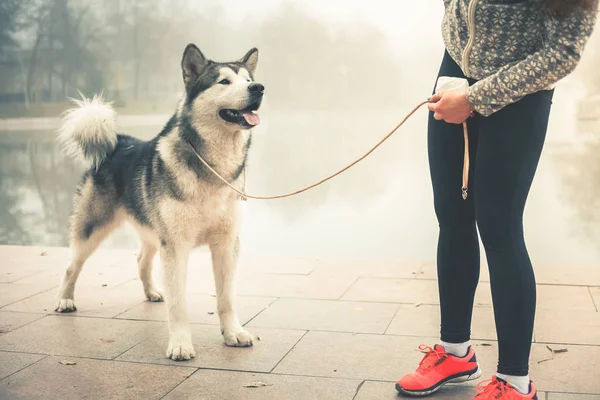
[537,285,597,311]
[237,271,358,300]
[117,325,305,373]
[30,262,139,288]
[535,309,600,346]
[341,277,493,306]
[419,260,600,287]
[0,355,195,400]
[0,311,45,335]
[247,298,400,334]
[163,369,361,400]
[354,380,521,400]
[116,293,276,325]
[238,255,319,275]
[0,282,57,309]
[313,259,423,279]
[341,278,439,304]
[547,394,600,399]
[0,351,46,380]
[2,279,147,318]
[273,331,600,394]
[534,263,600,286]
[273,331,497,382]
[530,344,600,394]
[0,246,66,283]
[385,304,496,341]
[0,315,161,359]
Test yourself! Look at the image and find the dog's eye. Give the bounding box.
[219,79,231,85]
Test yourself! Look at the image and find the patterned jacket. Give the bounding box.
[442,0,598,116]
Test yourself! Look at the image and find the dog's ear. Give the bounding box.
[239,48,259,75]
[181,44,207,86]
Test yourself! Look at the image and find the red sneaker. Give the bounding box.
[396,344,481,396]
[474,377,538,399]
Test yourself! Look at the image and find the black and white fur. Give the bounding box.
[55,44,264,360]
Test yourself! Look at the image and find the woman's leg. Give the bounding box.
[475,89,553,386]
[429,51,481,347]
[396,52,483,396]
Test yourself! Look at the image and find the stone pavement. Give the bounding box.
[0,245,598,400]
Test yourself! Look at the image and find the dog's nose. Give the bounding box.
[248,83,264,94]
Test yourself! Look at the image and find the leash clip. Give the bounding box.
[461,187,468,200]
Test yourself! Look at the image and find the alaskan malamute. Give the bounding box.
[55,44,263,360]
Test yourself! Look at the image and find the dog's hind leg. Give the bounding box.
[55,212,122,312]
[209,235,253,347]
[55,178,122,313]
[137,238,163,302]
[161,243,195,361]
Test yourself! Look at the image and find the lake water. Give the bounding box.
[1,96,598,266]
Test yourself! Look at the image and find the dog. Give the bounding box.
[54,43,264,360]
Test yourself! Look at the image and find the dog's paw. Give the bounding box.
[55,298,77,313]
[145,289,164,302]
[166,335,195,361]
[223,328,254,347]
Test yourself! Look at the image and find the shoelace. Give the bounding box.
[474,377,514,399]
[416,344,447,372]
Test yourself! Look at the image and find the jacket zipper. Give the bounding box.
[461,0,479,77]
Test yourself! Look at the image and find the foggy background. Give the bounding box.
[1,0,599,265]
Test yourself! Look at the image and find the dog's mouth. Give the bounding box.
[219,100,261,128]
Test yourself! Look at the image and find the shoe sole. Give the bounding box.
[396,364,482,397]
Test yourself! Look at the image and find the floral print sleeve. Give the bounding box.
[466,10,597,117]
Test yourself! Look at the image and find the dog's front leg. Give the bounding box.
[160,244,195,360]
[209,235,253,347]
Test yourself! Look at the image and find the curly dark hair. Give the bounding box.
[542,0,599,18]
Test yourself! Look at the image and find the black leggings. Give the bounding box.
[429,51,553,376]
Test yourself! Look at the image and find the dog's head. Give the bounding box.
[181,44,264,131]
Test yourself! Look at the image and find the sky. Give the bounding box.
[201,0,446,56]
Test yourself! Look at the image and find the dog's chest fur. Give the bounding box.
[154,127,248,247]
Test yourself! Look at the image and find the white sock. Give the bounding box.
[496,373,530,394]
[440,340,470,357]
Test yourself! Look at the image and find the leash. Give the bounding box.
[462,121,469,200]
[190,99,470,201]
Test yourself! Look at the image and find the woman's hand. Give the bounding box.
[428,91,475,124]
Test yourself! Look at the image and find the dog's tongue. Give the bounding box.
[242,111,260,126]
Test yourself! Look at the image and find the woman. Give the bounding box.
[396,0,597,399]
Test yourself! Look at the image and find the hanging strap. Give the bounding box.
[462,121,469,200]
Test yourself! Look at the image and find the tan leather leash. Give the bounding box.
[190,99,470,201]
[462,121,470,200]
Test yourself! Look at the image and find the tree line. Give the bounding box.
[0,0,407,111]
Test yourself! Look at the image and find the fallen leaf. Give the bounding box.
[243,382,273,388]
[256,335,261,341]
[207,311,214,315]
[477,343,492,347]
[546,345,568,354]
[40,251,48,256]
[101,284,108,287]
[101,338,115,343]
[59,360,76,365]
[415,303,423,308]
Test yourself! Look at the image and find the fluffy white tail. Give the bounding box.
[58,94,117,169]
